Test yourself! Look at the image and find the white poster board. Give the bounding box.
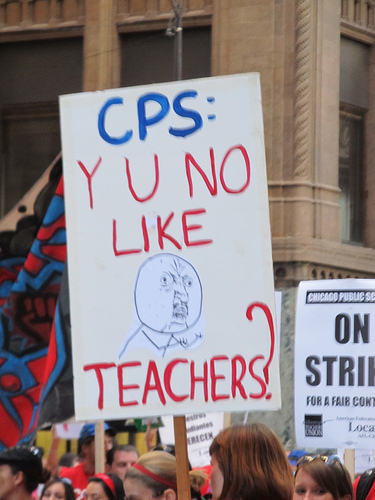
[55,423,84,439]
[60,73,280,421]
[295,279,375,448]
[159,412,224,468]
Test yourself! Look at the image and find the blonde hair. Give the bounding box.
[125,451,206,497]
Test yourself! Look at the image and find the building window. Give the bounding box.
[0,38,82,217]
[0,103,61,216]
[339,36,369,244]
[339,107,365,243]
[120,26,211,87]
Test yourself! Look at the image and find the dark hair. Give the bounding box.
[106,445,139,466]
[295,458,352,500]
[88,473,125,500]
[58,453,79,468]
[330,461,353,500]
[79,436,95,457]
[40,478,75,500]
[209,423,293,500]
[8,463,40,493]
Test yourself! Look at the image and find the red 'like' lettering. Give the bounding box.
[182,208,213,247]
[112,219,142,256]
[157,213,182,250]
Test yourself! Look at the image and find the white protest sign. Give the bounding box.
[295,279,375,448]
[159,412,224,468]
[60,73,280,421]
[55,423,84,439]
[338,448,375,474]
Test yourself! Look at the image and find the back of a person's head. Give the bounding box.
[58,452,79,468]
[126,451,206,498]
[126,451,176,492]
[106,444,139,466]
[209,423,293,500]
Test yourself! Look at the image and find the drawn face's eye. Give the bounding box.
[183,276,193,287]
[160,273,173,288]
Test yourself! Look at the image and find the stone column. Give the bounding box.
[83,0,120,91]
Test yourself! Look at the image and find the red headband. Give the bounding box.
[94,474,116,496]
[132,463,177,490]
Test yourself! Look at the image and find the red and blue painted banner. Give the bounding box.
[0,176,70,448]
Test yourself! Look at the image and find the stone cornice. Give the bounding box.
[272,237,375,285]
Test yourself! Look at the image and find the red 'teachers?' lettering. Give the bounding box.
[249,356,267,399]
[83,352,273,409]
[231,355,247,398]
[142,360,166,405]
[83,362,116,409]
[190,360,209,401]
[118,362,141,406]
[164,359,189,402]
[210,356,230,402]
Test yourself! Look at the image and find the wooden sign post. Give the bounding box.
[174,416,191,500]
[95,420,105,473]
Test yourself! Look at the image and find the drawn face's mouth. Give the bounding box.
[173,303,188,322]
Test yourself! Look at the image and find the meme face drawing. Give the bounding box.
[118,253,204,358]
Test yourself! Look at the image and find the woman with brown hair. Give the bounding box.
[209,423,294,500]
[294,455,352,500]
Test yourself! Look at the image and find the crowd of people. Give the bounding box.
[0,421,362,500]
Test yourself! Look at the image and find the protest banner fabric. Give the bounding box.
[0,173,71,448]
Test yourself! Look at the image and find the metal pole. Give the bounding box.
[170,0,183,81]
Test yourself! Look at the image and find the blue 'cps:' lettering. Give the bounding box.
[98,90,203,145]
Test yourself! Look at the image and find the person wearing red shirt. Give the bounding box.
[60,423,116,500]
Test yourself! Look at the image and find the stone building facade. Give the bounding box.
[1,0,375,448]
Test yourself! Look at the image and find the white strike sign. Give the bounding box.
[60,73,280,421]
[295,279,375,448]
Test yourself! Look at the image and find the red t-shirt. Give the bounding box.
[353,475,375,500]
[60,463,92,500]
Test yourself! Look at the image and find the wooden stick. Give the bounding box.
[174,415,191,500]
[95,421,105,473]
[344,448,355,482]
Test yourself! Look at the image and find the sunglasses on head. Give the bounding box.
[297,454,342,468]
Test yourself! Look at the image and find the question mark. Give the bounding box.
[246,302,275,400]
